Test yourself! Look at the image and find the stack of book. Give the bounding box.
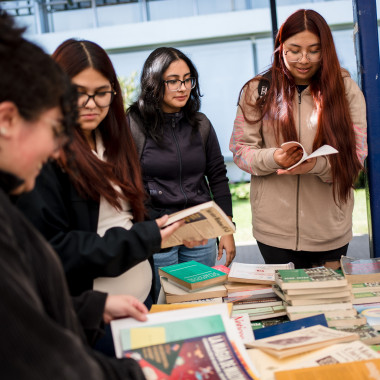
[227,287,286,322]
[274,267,359,326]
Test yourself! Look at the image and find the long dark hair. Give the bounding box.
[240,9,362,203]
[128,47,202,143]
[52,39,146,221]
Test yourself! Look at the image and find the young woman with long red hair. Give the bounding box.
[230,9,367,269]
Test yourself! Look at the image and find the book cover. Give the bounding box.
[253,314,328,341]
[281,141,338,170]
[251,316,290,331]
[341,256,380,284]
[276,267,348,290]
[232,313,255,345]
[228,262,294,285]
[161,201,236,249]
[123,332,255,379]
[275,357,380,380]
[158,260,227,291]
[247,325,358,359]
[359,308,380,330]
[160,276,227,303]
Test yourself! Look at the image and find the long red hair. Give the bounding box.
[52,39,146,221]
[241,9,362,203]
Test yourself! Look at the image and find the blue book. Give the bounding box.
[253,313,328,340]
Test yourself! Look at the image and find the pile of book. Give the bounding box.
[273,267,363,328]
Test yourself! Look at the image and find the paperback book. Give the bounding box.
[247,324,358,359]
[325,314,367,328]
[160,276,227,303]
[232,305,287,321]
[287,308,358,321]
[332,324,380,345]
[275,267,348,290]
[228,262,294,285]
[352,282,380,293]
[161,200,236,248]
[158,260,227,291]
[281,141,338,170]
[352,291,380,305]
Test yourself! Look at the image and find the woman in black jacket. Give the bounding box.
[0,12,148,379]
[128,47,236,297]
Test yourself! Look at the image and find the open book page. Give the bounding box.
[281,141,338,170]
[162,201,235,248]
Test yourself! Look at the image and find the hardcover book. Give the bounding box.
[161,200,236,249]
[281,141,338,170]
[275,267,348,290]
[158,260,227,291]
[341,256,380,284]
[228,262,294,285]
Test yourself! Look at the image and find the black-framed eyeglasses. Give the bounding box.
[78,91,116,108]
[164,77,196,91]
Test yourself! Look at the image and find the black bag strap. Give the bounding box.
[258,70,272,98]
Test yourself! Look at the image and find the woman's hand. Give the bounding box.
[217,234,236,267]
[277,158,317,175]
[103,295,148,324]
[274,146,303,168]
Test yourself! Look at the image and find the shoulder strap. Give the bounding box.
[128,113,146,160]
[258,70,272,98]
[196,112,211,150]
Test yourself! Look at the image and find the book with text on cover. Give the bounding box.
[275,267,348,290]
[352,282,380,293]
[247,324,358,359]
[160,276,227,303]
[110,303,260,379]
[228,262,295,285]
[281,141,338,170]
[341,256,380,284]
[161,200,235,249]
[158,260,228,291]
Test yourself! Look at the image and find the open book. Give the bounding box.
[281,141,338,170]
[162,200,235,249]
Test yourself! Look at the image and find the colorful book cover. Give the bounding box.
[159,261,227,285]
[123,332,254,379]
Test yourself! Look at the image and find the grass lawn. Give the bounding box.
[232,188,369,244]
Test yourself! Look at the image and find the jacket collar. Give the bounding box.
[163,111,184,124]
[0,170,24,195]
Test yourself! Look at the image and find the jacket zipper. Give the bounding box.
[296,91,302,250]
[171,117,188,208]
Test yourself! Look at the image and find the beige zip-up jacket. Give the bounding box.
[230,76,367,251]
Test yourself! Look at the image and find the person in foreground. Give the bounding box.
[230,9,367,269]
[0,12,177,378]
[128,47,236,297]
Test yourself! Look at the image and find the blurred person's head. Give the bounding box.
[0,12,77,193]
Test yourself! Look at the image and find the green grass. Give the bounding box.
[232,188,369,243]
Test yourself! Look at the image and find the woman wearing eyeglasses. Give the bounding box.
[230,9,367,269]
[128,47,236,298]
[15,39,195,323]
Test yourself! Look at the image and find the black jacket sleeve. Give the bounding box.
[204,123,233,217]
[16,162,162,295]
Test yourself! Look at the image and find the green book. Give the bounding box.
[158,260,228,291]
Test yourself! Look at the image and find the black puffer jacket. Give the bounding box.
[131,112,232,219]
